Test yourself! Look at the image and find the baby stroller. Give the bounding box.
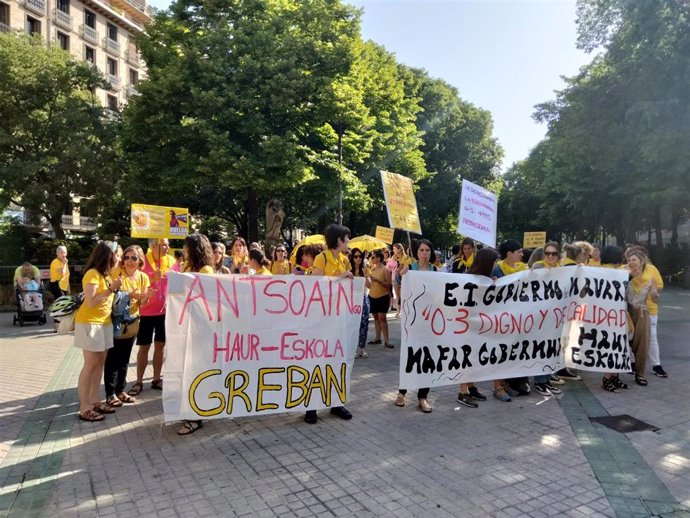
[13,283,47,327]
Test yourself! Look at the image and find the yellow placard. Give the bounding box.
[523,231,547,249]
[131,204,190,239]
[380,171,422,234]
[375,226,395,245]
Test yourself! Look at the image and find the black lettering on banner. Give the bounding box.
[444,283,459,307]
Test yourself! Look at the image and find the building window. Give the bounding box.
[107,57,117,75]
[0,3,10,30]
[84,9,95,28]
[26,15,41,36]
[56,0,69,14]
[84,45,95,63]
[107,22,117,41]
[57,31,69,50]
[129,68,138,84]
[107,94,118,110]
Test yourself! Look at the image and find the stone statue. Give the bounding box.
[265,199,285,251]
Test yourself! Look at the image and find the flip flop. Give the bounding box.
[117,392,136,404]
[151,379,163,390]
[106,396,123,408]
[78,409,105,422]
[93,402,116,414]
[177,420,203,435]
[367,339,382,345]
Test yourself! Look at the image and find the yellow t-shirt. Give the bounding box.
[369,266,389,298]
[145,250,175,274]
[560,258,578,266]
[641,263,663,315]
[270,260,291,275]
[50,258,70,291]
[254,266,273,276]
[14,265,40,284]
[75,269,114,325]
[111,267,150,316]
[497,260,526,275]
[183,264,214,274]
[588,259,601,267]
[312,250,351,276]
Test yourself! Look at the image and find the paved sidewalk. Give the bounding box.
[0,289,689,517]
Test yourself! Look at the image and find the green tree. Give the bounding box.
[0,33,120,239]
[122,0,362,242]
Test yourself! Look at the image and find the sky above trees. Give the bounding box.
[145,0,593,170]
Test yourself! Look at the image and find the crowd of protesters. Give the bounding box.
[15,226,667,432]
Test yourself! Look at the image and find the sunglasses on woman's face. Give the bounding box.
[353,254,362,259]
[123,255,137,261]
[545,251,559,257]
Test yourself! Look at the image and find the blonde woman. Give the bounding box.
[627,250,659,386]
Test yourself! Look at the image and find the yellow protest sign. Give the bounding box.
[375,226,395,244]
[380,171,422,234]
[131,204,190,239]
[523,232,547,249]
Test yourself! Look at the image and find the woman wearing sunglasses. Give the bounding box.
[350,248,370,358]
[104,245,151,408]
[270,245,291,275]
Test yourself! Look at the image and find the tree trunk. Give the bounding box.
[46,213,66,240]
[670,203,680,248]
[246,188,258,243]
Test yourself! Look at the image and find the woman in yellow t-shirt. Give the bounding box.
[49,245,70,297]
[74,241,122,422]
[350,248,371,358]
[367,249,391,350]
[304,224,354,425]
[249,248,273,276]
[177,234,215,436]
[270,245,291,275]
[103,245,150,408]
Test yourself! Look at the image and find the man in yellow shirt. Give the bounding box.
[14,262,41,286]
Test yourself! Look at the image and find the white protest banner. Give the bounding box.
[399,267,630,389]
[163,272,365,422]
[458,180,497,248]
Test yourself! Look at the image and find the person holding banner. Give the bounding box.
[129,238,173,397]
[589,246,602,266]
[600,246,630,392]
[177,234,215,435]
[211,242,231,274]
[350,248,370,359]
[391,243,412,316]
[304,224,354,424]
[396,239,437,413]
[626,250,659,387]
[227,236,249,274]
[74,241,122,422]
[248,248,272,275]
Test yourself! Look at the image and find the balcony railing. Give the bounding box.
[53,9,72,29]
[125,49,140,66]
[80,24,98,43]
[102,37,120,55]
[125,83,138,98]
[24,0,46,15]
[107,74,121,91]
[61,214,97,231]
[125,0,145,12]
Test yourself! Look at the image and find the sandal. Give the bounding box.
[93,402,116,414]
[106,395,124,407]
[384,343,395,349]
[78,409,105,422]
[117,392,136,404]
[177,420,203,435]
[151,379,163,390]
[602,377,619,393]
[395,393,405,407]
[367,339,382,345]
[635,376,648,386]
[128,382,143,396]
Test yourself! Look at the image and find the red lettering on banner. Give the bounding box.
[216,277,239,321]
[336,281,355,316]
[178,276,212,325]
[537,309,549,330]
[453,308,470,334]
[245,276,272,316]
[212,331,260,362]
[289,280,307,316]
[305,282,326,318]
[263,279,288,314]
[279,332,344,360]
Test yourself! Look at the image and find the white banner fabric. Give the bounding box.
[457,180,497,248]
[399,267,630,390]
[163,272,365,422]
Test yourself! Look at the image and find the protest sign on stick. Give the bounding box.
[523,232,547,249]
[375,226,395,244]
[457,180,497,248]
[380,171,422,234]
[163,272,365,422]
[399,267,630,390]
[131,203,190,239]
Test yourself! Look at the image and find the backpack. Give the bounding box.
[112,291,139,338]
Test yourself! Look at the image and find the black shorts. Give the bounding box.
[369,294,390,314]
[137,314,166,345]
[48,281,66,300]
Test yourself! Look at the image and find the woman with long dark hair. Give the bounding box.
[74,241,122,422]
[367,249,392,349]
[177,234,214,436]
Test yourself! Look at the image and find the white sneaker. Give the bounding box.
[356,347,368,359]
